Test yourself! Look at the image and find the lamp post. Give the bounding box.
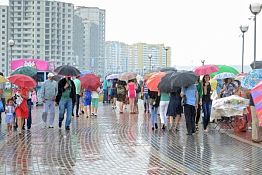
[201,59,205,66]
[250,3,262,69]
[148,54,152,70]
[164,47,168,67]
[240,25,249,73]
[8,39,15,73]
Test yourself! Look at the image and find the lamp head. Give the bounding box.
[8,40,15,47]
[240,25,249,33]
[250,3,262,15]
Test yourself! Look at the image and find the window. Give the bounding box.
[2,9,5,12]
[2,20,5,23]
[2,15,5,18]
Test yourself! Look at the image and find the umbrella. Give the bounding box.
[159,67,177,72]
[52,75,63,82]
[210,65,239,77]
[158,72,180,93]
[136,74,144,82]
[0,76,8,83]
[242,69,262,89]
[194,64,219,76]
[118,72,137,81]
[8,74,37,88]
[144,72,157,80]
[54,65,80,77]
[251,81,262,126]
[213,72,236,80]
[146,72,166,91]
[170,71,198,88]
[106,74,119,80]
[80,74,101,91]
[250,61,262,69]
[235,73,247,81]
[11,66,37,77]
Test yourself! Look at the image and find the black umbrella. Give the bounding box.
[170,71,198,88]
[54,65,80,77]
[159,67,177,72]
[250,61,262,69]
[158,72,180,93]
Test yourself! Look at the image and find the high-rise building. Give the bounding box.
[73,14,84,66]
[0,5,9,75]
[105,41,128,74]
[8,0,74,74]
[105,42,171,75]
[74,7,105,76]
[128,43,171,74]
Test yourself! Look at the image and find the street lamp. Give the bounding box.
[148,54,152,70]
[164,47,168,67]
[201,59,205,66]
[240,25,249,73]
[250,2,262,69]
[8,39,15,72]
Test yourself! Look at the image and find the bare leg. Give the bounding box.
[174,114,181,130]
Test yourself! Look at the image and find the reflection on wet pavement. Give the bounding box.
[0,104,261,174]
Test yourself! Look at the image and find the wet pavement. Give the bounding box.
[0,103,261,175]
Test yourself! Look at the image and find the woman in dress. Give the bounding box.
[15,87,29,134]
[127,79,136,114]
[167,88,182,131]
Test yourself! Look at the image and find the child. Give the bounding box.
[83,89,92,118]
[5,98,15,134]
[31,89,37,107]
[91,87,101,116]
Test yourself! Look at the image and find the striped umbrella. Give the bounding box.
[251,80,262,126]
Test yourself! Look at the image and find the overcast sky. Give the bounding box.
[1,0,262,67]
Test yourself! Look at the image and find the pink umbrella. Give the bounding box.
[194,64,219,76]
[251,80,262,126]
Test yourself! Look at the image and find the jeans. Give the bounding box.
[149,104,158,127]
[159,101,169,125]
[143,93,149,112]
[72,94,80,116]
[184,104,196,134]
[27,99,32,129]
[202,101,212,130]
[42,100,55,126]
[195,103,201,125]
[103,89,108,103]
[59,99,73,128]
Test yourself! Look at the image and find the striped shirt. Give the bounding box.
[143,83,148,94]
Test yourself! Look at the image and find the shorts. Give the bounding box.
[92,98,99,108]
[84,98,91,106]
[5,114,14,124]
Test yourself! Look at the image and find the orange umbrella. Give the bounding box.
[144,72,157,80]
[146,72,166,92]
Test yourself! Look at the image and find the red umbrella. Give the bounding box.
[8,74,37,88]
[194,64,219,76]
[80,74,101,91]
[146,72,166,92]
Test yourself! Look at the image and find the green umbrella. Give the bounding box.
[11,66,37,77]
[210,65,239,78]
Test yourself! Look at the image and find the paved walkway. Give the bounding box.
[0,103,261,175]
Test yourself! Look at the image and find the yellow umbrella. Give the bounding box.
[0,75,8,83]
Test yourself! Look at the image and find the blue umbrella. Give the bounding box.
[213,72,236,80]
[241,69,262,89]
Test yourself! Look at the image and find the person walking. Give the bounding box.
[56,77,76,130]
[142,80,149,113]
[102,78,108,103]
[41,73,58,128]
[181,84,198,135]
[148,90,160,130]
[202,75,212,132]
[91,87,100,116]
[0,72,5,124]
[26,89,33,129]
[5,98,15,135]
[159,92,170,130]
[116,80,127,113]
[167,88,183,131]
[127,79,136,114]
[83,89,92,118]
[15,87,29,134]
[73,76,81,117]
[195,77,202,131]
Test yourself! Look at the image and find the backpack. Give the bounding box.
[117,86,125,95]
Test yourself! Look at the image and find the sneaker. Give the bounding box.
[49,125,54,128]
[65,126,70,130]
[155,123,158,130]
[76,115,79,118]
[162,124,166,130]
